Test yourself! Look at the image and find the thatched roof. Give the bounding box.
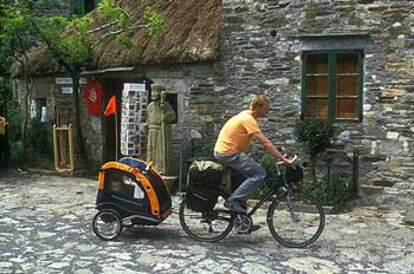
[12,0,222,77]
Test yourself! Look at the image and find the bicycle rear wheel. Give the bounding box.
[267,192,325,248]
[179,197,233,242]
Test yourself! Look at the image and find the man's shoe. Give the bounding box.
[250,224,261,232]
[224,199,247,214]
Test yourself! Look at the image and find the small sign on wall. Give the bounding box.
[61,87,81,94]
[124,83,146,92]
[55,77,87,85]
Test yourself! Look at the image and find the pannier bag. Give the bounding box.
[186,161,224,212]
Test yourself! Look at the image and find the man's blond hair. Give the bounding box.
[250,95,269,110]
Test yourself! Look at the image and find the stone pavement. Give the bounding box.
[0,171,413,274]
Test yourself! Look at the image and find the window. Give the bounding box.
[30,98,47,122]
[69,0,101,16]
[84,0,99,14]
[302,51,363,122]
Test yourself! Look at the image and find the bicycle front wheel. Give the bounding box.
[267,192,325,248]
[179,197,233,242]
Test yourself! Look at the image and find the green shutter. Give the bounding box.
[81,0,86,15]
[302,51,363,123]
[69,0,82,16]
[68,0,75,15]
[301,54,306,118]
[358,52,363,122]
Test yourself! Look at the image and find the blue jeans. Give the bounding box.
[214,151,266,204]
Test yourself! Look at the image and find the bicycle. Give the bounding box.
[179,156,325,248]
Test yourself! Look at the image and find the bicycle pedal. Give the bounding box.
[250,224,261,232]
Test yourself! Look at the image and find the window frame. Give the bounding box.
[69,0,100,16]
[83,0,100,15]
[301,50,364,123]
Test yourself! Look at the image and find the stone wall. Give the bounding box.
[211,0,414,208]
[36,1,70,17]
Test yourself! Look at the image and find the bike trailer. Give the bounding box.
[96,157,172,225]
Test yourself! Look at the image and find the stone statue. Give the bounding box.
[146,85,176,175]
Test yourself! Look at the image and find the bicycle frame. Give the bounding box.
[245,174,292,218]
[215,163,294,218]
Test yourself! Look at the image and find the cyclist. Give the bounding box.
[214,95,294,213]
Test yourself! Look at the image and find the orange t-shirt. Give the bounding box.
[214,110,260,154]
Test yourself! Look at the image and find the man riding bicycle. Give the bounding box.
[214,95,295,213]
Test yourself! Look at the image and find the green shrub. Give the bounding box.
[303,169,353,205]
[191,139,215,159]
[256,153,279,178]
[4,99,22,167]
[9,141,30,167]
[9,119,53,169]
[295,118,336,158]
[295,118,335,184]
[255,153,280,198]
[26,119,53,158]
[5,99,21,142]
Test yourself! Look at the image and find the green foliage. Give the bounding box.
[9,119,53,169]
[0,1,35,63]
[10,119,53,169]
[1,0,165,72]
[1,0,165,73]
[192,139,215,159]
[98,0,132,26]
[295,118,336,184]
[9,141,27,167]
[295,118,336,158]
[256,153,278,178]
[26,119,53,158]
[4,100,21,142]
[144,6,165,35]
[303,169,354,206]
[255,152,280,198]
[115,33,134,49]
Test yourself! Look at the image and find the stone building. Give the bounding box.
[13,0,414,208]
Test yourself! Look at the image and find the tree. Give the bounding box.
[1,0,164,168]
[0,0,39,148]
[295,118,336,184]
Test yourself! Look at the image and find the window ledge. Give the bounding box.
[294,32,371,39]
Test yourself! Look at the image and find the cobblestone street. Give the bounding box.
[0,171,413,274]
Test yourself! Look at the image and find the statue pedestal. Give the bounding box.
[162,175,178,194]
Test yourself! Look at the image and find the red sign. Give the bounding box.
[83,79,103,116]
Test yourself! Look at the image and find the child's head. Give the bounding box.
[111,180,122,192]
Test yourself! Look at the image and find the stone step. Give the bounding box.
[367,174,403,187]
[371,179,397,187]
[359,184,384,196]
[404,209,414,226]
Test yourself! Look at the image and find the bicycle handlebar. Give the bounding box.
[276,154,298,165]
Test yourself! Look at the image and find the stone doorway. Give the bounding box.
[103,79,122,162]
